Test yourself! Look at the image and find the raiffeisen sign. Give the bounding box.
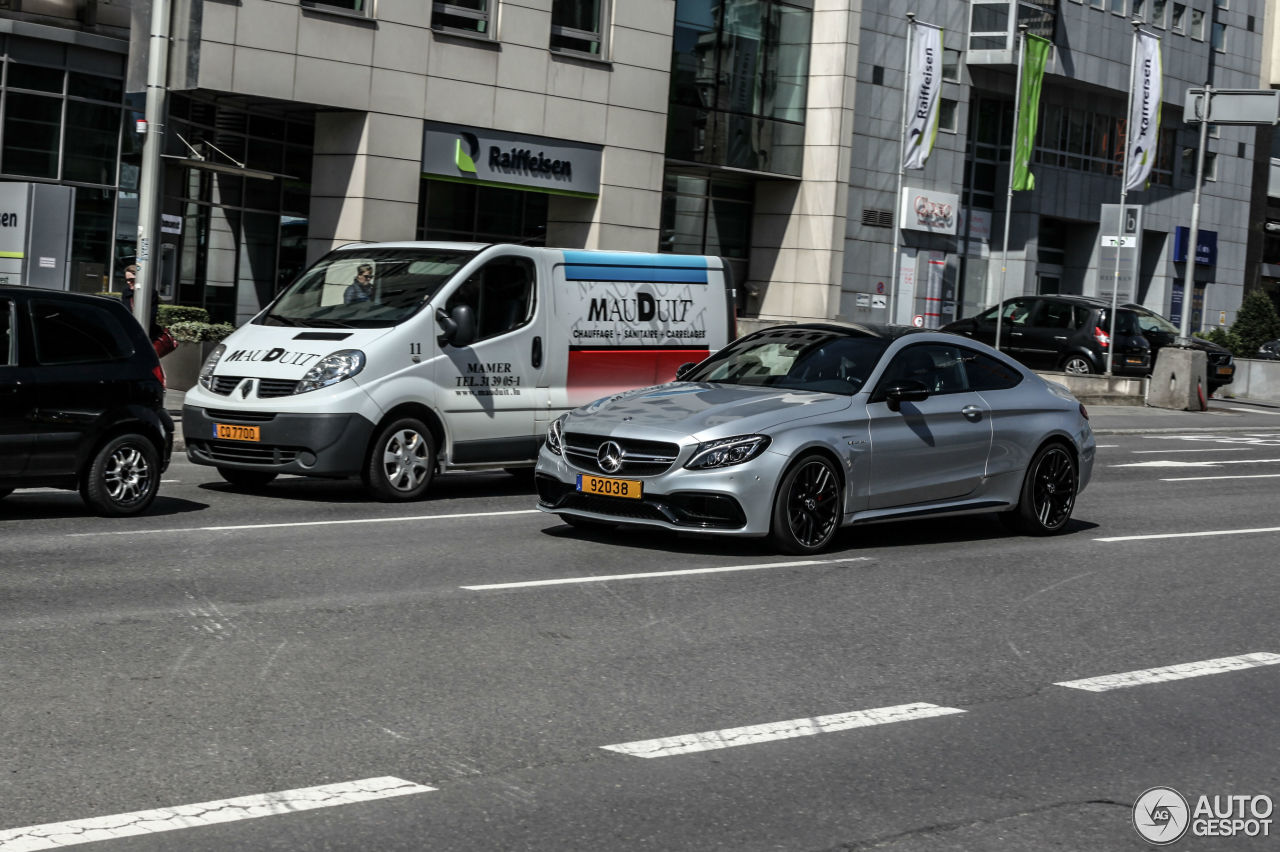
[422,121,603,198]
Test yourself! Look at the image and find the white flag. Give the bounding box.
[902,22,943,171]
[1124,30,1162,192]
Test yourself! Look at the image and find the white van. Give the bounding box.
[181,242,736,499]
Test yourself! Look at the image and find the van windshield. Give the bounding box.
[258,248,477,328]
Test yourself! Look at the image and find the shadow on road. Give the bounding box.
[194,470,536,504]
[0,492,209,521]
[541,513,1101,558]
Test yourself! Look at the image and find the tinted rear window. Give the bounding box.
[31,299,135,365]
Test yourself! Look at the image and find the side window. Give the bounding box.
[30,300,134,365]
[876,344,970,396]
[0,298,12,366]
[432,0,490,36]
[962,348,1024,391]
[445,257,536,343]
[1036,300,1075,329]
[1003,298,1036,327]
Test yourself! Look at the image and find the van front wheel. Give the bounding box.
[365,417,435,501]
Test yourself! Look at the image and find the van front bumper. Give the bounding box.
[183,404,375,477]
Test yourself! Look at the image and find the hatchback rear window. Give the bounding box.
[31,299,134,365]
[1101,309,1140,336]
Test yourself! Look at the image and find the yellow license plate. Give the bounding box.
[577,474,642,500]
[1216,366,1233,375]
[214,423,261,442]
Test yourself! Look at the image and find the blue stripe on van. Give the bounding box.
[561,251,709,284]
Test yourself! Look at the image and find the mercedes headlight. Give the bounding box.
[197,343,226,391]
[295,349,366,394]
[545,414,567,455]
[685,435,770,470]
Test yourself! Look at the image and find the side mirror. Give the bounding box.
[883,379,930,412]
[436,304,477,348]
[674,361,698,381]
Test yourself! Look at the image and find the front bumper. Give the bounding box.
[183,404,375,477]
[534,445,787,536]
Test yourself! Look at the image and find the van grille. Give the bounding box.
[203,409,277,423]
[563,432,680,476]
[190,440,299,466]
[208,376,299,398]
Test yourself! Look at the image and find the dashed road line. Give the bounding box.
[1095,526,1280,542]
[67,509,540,536]
[1112,458,1280,468]
[1054,653,1280,692]
[0,777,434,852]
[1160,473,1280,482]
[601,703,965,758]
[462,558,867,590]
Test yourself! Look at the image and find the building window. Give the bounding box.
[301,0,373,15]
[942,48,962,82]
[1152,0,1168,26]
[1182,147,1216,180]
[1211,20,1227,50]
[1110,0,1125,14]
[659,171,752,260]
[940,98,959,133]
[551,0,609,57]
[1190,7,1204,39]
[1132,0,1146,20]
[968,1,1056,53]
[1172,3,1186,31]
[432,0,489,36]
[417,180,548,244]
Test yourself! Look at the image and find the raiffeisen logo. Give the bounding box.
[454,133,479,174]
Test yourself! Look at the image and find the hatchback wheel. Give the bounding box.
[364,417,435,501]
[217,467,278,489]
[1005,443,1077,535]
[1060,355,1094,375]
[81,433,160,517]
[769,454,842,554]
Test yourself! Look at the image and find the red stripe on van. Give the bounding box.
[567,348,709,407]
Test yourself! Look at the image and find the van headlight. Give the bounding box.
[685,435,770,469]
[295,349,366,394]
[197,343,226,391]
[545,414,567,456]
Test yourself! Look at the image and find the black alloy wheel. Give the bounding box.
[769,454,842,554]
[81,433,161,517]
[1005,443,1077,535]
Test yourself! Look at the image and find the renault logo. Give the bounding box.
[597,440,624,474]
[238,379,254,399]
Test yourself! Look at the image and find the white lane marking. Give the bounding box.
[1095,444,1118,448]
[1227,406,1280,416]
[1055,653,1280,692]
[462,558,866,590]
[1112,458,1280,468]
[1095,526,1280,542]
[1160,473,1280,482]
[67,509,540,537]
[0,777,434,852]
[601,703,965,758]
[1131,447,1252,453]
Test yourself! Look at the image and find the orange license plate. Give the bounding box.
[577,474,642,499]
[214,423,260,442]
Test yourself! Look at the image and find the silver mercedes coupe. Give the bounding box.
[534,323,1095,554]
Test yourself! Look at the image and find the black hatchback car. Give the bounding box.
[0,286,173,515]
[941,295,1151,377]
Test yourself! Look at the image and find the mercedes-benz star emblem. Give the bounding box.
[597,440,624,474]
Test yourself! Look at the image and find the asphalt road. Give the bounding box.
[2,402,1279,851]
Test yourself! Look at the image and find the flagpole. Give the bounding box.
[889,13,915,326]
[1107,21,1142,377]
[996,25,1028,355]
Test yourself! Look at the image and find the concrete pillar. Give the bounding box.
[1148,347,1209,411]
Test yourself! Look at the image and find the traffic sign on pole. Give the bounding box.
[1184,88,1280,124]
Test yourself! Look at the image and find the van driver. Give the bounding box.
[344,264,375,304]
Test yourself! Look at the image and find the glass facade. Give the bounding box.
[666,0,812,176]
[417,180,548,245]
[0,35,126,292]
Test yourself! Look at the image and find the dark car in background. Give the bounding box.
[1123,303,1235,394]
[941,295,1150,377]
[1258,339,1280,361]
[0,287,173,515]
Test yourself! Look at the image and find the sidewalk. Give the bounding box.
[166,389,1280,453]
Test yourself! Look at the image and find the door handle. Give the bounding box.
[1054,335,1068,340]
[961,405,984,422]
[531,335,543,369]
[1009,331,1023,337]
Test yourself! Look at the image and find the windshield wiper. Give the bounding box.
[264,312,299,326]
[304,318,357,328]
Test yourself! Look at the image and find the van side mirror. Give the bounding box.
[883,379,930,412]
[674,361,698,380]
[437,304,476,348]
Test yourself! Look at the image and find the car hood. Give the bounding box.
[565,382,854,441]
[211,325,392,379]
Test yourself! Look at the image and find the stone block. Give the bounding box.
[1148,347,1208,411]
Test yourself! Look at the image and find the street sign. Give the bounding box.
[1184,88,1280,125]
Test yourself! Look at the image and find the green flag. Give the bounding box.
[1012,34,1051,192]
